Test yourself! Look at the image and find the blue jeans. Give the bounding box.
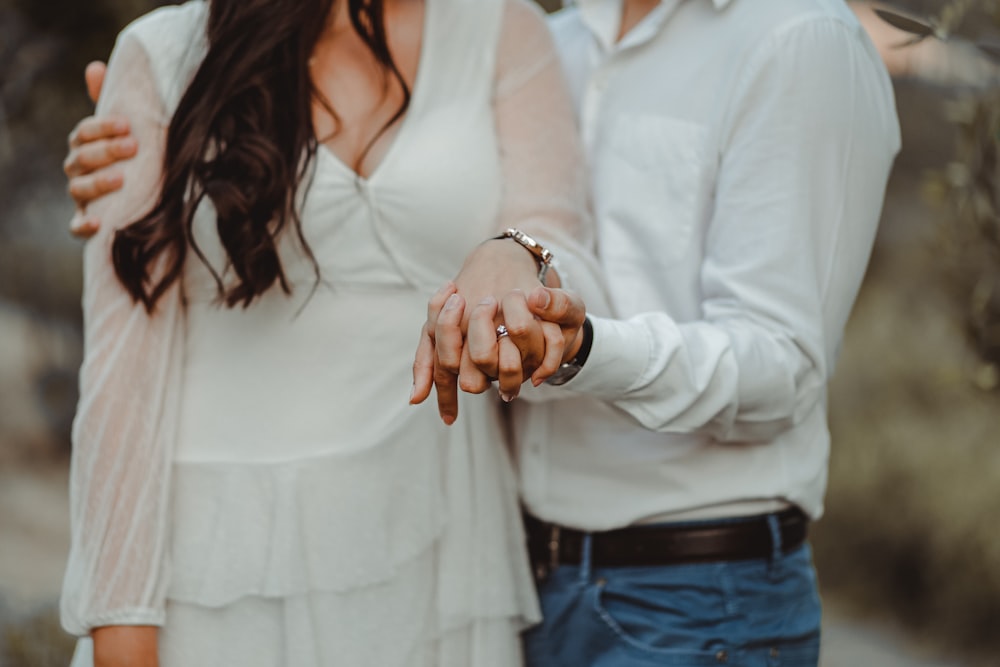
[522,517,822,667]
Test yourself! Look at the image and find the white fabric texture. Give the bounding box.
[512,0,901,530]
[61,0,595,664]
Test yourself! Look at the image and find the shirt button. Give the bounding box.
[770,647,780,658]
[715,650,729,663]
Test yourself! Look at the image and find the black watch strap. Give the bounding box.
[545,317,593,386]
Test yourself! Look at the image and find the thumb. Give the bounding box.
[527,287,586,327]
[85,61,107,105]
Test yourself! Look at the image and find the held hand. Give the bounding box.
[410,239,544,423]
[410,283,459,419]
[466,286,588,388]
[92,625,159,667]
[66,61,137,239]
[525,286,588,381]
[466,291,561,396]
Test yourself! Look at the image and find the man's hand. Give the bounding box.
[66,61,137,239]
[410,239,550,423]
[466,286,588,388]
[411,281,589,422]
[92,625,159,667]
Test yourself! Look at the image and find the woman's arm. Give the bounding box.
[411,0,610,420]
[60,27,183,665]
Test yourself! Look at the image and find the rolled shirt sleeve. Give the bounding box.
[564,16,900,442]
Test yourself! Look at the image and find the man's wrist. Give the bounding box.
[546,316,592,386]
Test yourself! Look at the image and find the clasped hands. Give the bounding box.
[410,238,587,424]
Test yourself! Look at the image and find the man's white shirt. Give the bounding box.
[512,0,901,530]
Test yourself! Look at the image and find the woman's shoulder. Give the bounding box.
[113,1,209,109]
[119,0,208,48]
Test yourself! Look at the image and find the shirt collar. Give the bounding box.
[573,0,735,53]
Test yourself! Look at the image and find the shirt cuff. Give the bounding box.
[64,608,165,637]
[561,314,651,398]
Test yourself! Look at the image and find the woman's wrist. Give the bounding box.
[486,229,561,288]
[92,625,159,667]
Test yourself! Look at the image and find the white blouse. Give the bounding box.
[61,0,602,649]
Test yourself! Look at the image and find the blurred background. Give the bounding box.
[0,1,998,665]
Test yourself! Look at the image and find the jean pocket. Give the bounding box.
[588,569,736,666]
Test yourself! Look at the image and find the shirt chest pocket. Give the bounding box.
[597,113,711,270]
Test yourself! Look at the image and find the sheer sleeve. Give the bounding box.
[493,0,612,315]
[60,27,184,636]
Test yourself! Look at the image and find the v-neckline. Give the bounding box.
[315,0,434,186]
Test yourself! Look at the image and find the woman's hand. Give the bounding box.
[411,239,549,423]
[66,61,137,239]
[411,246,589,422]
[466,286,587,388]
[92,625,159,667]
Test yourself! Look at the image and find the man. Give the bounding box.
[412,1,899,665]
[65,0,899,665]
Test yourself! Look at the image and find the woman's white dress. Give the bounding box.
[60,0,597,664]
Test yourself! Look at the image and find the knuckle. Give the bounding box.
[437,353,460,373]
[504,320,532,338]
[67,179,86,200]
[458,376,487,394]
[468,348,493,367]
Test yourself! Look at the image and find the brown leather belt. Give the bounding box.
[524,508,808,572]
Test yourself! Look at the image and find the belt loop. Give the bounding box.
[766,513,783,563]
[579,533,593,583]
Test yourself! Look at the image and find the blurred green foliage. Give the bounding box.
[884,0,1000,389]
[1,605,75,667]
[928,86,1000,388]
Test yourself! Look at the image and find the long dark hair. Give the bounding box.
[113,0,411,311]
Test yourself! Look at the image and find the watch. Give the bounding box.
[545,316,593,386]
[494,228,554,285]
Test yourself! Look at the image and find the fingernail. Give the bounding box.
[112,119,129,132]
[478,296,496,307]
[444,294,460,311]
[500,391,515,403]
[409,384,415,402]
[536,290,550,308]
[118,138,137,152]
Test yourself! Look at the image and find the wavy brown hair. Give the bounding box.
[112,0,411,311]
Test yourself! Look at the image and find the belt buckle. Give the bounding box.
[548,525,561,570]
[533,524,562,582]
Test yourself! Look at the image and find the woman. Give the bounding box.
[60,0,596,664]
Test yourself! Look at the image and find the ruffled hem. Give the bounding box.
[168,435,447,606]
[166,394,540,631]
[71,610,526,667]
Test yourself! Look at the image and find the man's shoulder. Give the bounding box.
[722,0,860,46]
